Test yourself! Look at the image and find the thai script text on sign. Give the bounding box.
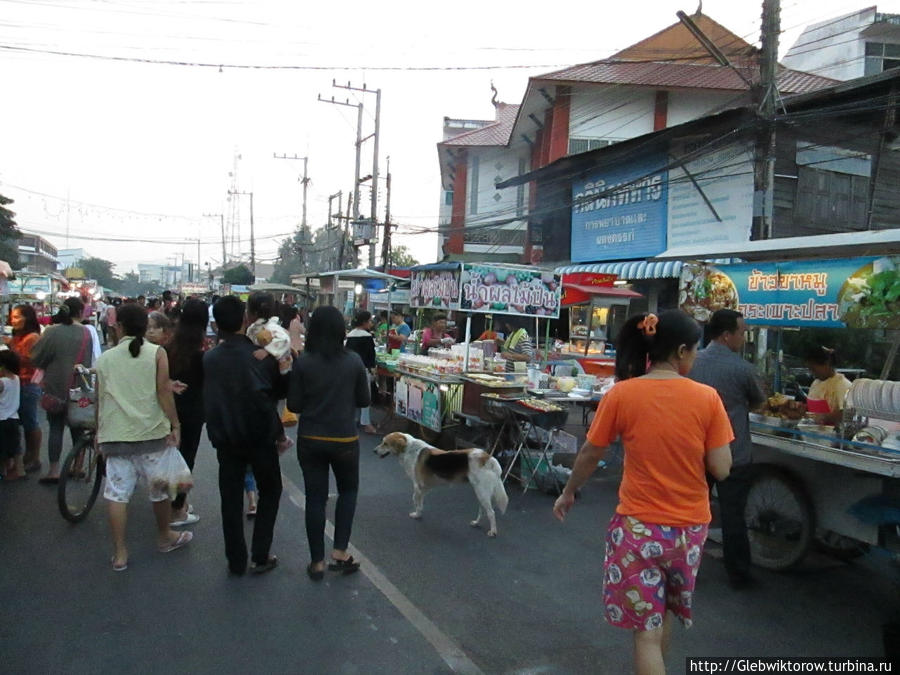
[740,299,840,323]
[462,280,558,311]
[410,269,460,310]
[747,270,829,297]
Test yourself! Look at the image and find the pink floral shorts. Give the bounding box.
[602,513,708,631]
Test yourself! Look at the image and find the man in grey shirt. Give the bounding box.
[689,309,765,589]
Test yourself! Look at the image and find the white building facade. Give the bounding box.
[782,7,900,81]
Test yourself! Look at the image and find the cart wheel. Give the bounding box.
[815,530,870,561]
[744,465,815,571]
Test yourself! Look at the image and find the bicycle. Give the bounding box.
[58,428,104,522]
[57,367,104,523]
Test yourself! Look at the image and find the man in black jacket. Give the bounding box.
[204,295,288,575]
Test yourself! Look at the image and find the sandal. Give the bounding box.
[327,556,360,574]
[246,505,257,520]
[111,556,128,572]
[306,562,324,581]
[250,555,278,575]
[158,530,193,553]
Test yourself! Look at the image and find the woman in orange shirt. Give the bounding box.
[553,310,733,675]
[8,304,43,474]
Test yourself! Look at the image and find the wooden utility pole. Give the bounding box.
[753,0,780,240]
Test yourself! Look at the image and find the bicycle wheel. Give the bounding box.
[744,465,815,570]
[58,435,103,523]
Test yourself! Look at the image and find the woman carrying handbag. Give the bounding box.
[30,297,94,484]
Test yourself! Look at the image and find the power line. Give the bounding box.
[0,44,571,71]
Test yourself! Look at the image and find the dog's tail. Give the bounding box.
[486,457,509,514]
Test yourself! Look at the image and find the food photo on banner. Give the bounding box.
[570,151,668,263]
[459,264,561,318]
[679,256,900,328]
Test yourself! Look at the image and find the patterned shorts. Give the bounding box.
[103,450,171,504]
[602,513,708,631]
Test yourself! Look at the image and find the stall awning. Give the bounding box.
[556,260,684,280]
[566,284,642,298]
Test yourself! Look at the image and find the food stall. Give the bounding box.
[551,272,642,376]
[6,271,70,319]
[679,256,900,570]
[396,262,563,443]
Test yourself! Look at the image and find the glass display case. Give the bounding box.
[566,303,608,356]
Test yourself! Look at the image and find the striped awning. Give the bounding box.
[554,260,684,280]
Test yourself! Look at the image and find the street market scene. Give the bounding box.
[1,1,899,673]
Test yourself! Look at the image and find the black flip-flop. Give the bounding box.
[38,476,59,485]
[306,562,324,581]
[327,556,360,574]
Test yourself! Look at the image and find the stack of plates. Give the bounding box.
[848,379,900,414]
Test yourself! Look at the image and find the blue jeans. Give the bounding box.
[18,383,41,433]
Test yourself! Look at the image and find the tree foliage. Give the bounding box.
[0,193,22,269]
[77,256,118,290]
[271,224,358,283]
[390,245,419,268]
[222,264,254,286]
[117,271,163,298]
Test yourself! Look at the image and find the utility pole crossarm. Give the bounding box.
[274,153,310,228]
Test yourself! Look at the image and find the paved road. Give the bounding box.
[2,417,898,674]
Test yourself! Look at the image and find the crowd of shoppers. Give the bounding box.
[7,293,838,669]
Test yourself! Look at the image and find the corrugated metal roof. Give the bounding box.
[440,103,519,147]
[537,61,835,95]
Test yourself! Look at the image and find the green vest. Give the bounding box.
[96,338,170,444]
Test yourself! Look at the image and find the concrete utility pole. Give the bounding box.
[328,81,382,268]
[753,0,779,240]
[381,157,392,273]
[227,190,255,274]
[203,212,226,270]
[319,92,364,227]
[273,153,310,228]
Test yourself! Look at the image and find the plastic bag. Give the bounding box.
[281,407,298,427]
[150,446,194,500]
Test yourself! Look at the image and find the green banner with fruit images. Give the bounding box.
[460,264,561,319]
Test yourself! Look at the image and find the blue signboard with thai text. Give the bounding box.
[571,154,668,262]
[679,256,900,328]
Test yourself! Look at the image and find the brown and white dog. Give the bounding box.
[374,432,509,537]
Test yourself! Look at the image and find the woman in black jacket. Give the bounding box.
[288,306,370,580]
[344,310,376,435]
[165,298,208,526]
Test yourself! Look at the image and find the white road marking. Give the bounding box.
[281,472,484,675]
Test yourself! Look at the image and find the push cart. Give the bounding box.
[746,378,900,570]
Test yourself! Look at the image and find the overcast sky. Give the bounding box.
[0,0,887,276]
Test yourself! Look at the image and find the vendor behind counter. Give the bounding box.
[806,345,851,426]
[495,317,534,373]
